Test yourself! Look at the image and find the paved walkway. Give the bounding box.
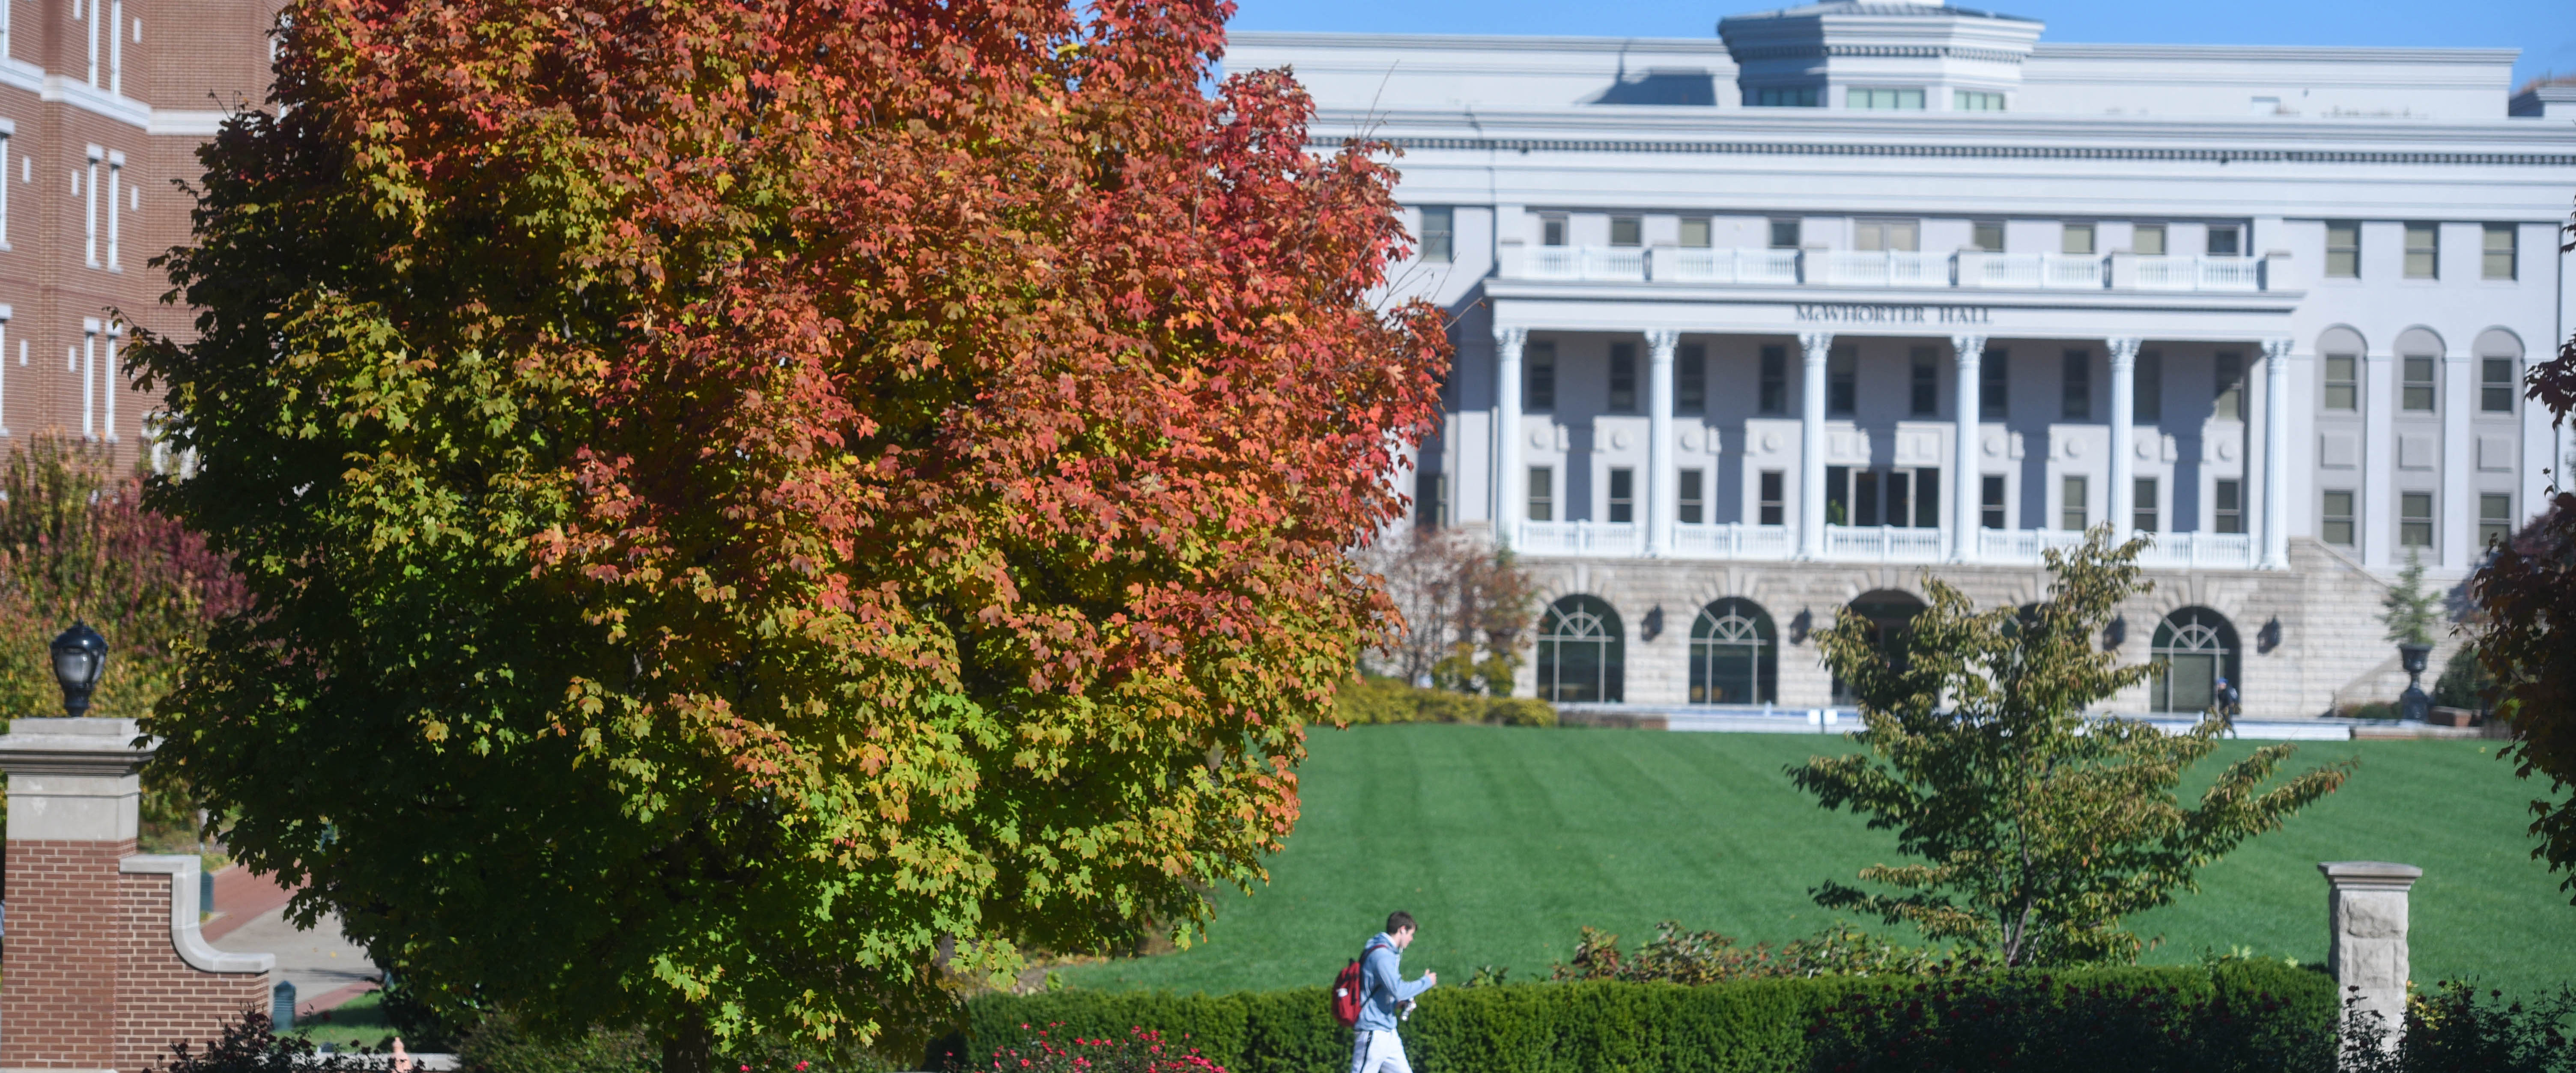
[204,868,382,1013]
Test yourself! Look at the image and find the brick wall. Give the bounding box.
[116,868,271,1071]
[2,838,135,1070]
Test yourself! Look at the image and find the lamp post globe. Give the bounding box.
[50,621,107,718]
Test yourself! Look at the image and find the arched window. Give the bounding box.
[2150,607,2241,713]
[1833,590,1926,704]
[1690,598,1777,705]
[1538,595,1624,703]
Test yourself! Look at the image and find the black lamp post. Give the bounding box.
[51,621,107,718]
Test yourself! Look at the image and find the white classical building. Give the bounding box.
[1232,2,2576,719]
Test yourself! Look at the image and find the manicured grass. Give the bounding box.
[288,990,396,1050]
[1061,724,2576,998]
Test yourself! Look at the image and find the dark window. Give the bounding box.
[2214,352,2244,420]
[1416,470,1446,528]
[2134,350,2162,422]
[1527,467,1553,522]
[1980,475,2006,529]
[2323,354,2358,411]
[1419,207,1453,263]
[1536,595,1623,703]
[1679,344,1707,414]
[1854,469,1881,527]
[2207,225,2242,257]
[1753,86,1820,107]
[2481,494,2512,549]
[1759,346,1788,414]
[2062,349,2091,420]
[1980,349,2008,414]
[1759,471,1785,526]
[1679,468,1705,525]
[2321,490,2354,545]
[1526,342,1556,411]
[1608,468,1634,523]
[1610,216,1642,248]
[1914,469,1940,529]
[1825,465,1850,526]
[2060,475,2087,531]
[1680,217,1711,248]
[2134,477,2159,533]
[1829,345,1857,416]
[2401,355,2436,412]
[1769,218,1801,248]
[2400,492,2433,548]
[1910,347,1939,416]
[2484,357,2516,413]
[2214,480,2243,535]
[1689,598,1777,705]
[1608,343,1637,412]
[2149,607,2240,714]
[1971,221,2004,252]
[1542,216,1568,247]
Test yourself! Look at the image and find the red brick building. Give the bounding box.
[0,0,280,470]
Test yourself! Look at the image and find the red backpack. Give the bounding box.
[1330,938,1388,1028]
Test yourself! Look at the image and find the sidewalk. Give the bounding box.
[204,867,383,1014]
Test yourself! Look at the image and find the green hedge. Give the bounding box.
[1334,677,1555,728]
[956,961,2334,1073]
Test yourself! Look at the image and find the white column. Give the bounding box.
[1493,326,1527,545]
[1646,329,1679,557]
[1798,332,1833,559]
[2440,349,2473,570]
[2106,337,2141,537]
[1951,334,1986,561]
[2361,347,2395,567]
[2262,337,2293,569]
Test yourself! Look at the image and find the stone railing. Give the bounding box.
[1511,245,2277,293]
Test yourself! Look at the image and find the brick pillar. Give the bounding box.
[1,717,274,1072]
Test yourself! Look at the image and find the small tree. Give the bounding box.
[1790,529,2352,967]
[2382,550,2440,647]
[1358,526,1535,696]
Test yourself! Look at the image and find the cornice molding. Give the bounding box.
[1729,43,2028,64]
[1350,135,2575,168]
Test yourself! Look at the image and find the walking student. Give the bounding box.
[1350,911,1438,1073]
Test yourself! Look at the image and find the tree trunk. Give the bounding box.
[660,1016,715,1073]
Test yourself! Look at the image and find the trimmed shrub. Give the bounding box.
[958,963,2335,1073]
[1334,676,1554,728]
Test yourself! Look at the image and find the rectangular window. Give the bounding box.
[1416,470,1446,528]
[83,145,99,267]
[1609,215,1642,248]
[2060,475,2088,531]
[1971,221,2004,252]
[105,150,122,270]
[1678,344,1706,414]
[1759,471,1785,526]
[2481,493,2512,550]
[1769,218,1801,249]
[2483,223,2516,280]
[2484,356,2516,413]
[1679,468,1705,525]
[1849,87,1925,110]
[1759,345,1786,414]
[1914,469,1940,529]
[2399,492,2434,548]
[1607,343,1637,412]
[1527,467,1553,522]
[0,128,9,249]
[2133,224,2166,256]
[1419,206,1452,263]
[1607,468,1635,524]
[2134,350,2162,422]
[1856,219,1920,252]
[1981,475,2006,529]
[2061,349,2090,420]
[2133,477,2159,533]
[2326,221,2360,278]
[1753,86,1819,107]
[2401,355,2436,412]
[1855,470,1882,527]
[1541,216,1567,247]
[1828,345,1857,416]
[2207,225,2242,256]
[1980,348,2008,414]
[2404,221,2438,279]
[1825,465,1850,526]
[2321,490,2355,545]
[2323,354,2358,411]
[2215,479,2244,535]
[1526,342,1555,411]
[1909,346,1938,416]
[2061,222,2095,256]
[2214,351,2244,420]
[1955,89,2005,111]
[1679,217,1711,248]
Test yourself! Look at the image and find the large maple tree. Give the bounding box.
[133,0,1445,1059]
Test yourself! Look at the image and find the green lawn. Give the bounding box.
[1061,724,2576,998]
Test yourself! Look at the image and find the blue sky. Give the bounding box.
[1227,0,2576,92]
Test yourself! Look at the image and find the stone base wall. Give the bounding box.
[1514,537,2442,719]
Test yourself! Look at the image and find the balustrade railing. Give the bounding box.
[1512,521,2260,569]
[1512,246,2263,292]
[2134,255,2261,292]
[1671,523,1795,559]
[1515,520,1643,556]
[1822,524,1948,563]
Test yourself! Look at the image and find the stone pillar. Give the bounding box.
[1798,331,1833,559]
[1646,329,1679,557]
[2262,338,2294,570]
[1951,334,1986,561]
[1493,326,1526,544]
[2320,861,2421,1045]
[0,717,273,1073]
[2107,337,2141,536]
